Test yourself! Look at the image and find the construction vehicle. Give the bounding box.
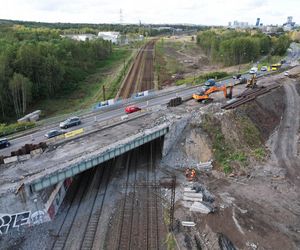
[192,84,233,102]
[271,63,281,71]
[246,74,257,88]
[185,168,197,181]
[234,77,247,85]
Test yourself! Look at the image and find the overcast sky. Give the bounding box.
[0,0,298,26]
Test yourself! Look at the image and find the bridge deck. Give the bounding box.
[0,112,169,196]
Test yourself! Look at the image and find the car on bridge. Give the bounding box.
[44,130,65,139]
[204,79,216,87]
[0,138,10,149]
[249,67,258,74]
[232,74,242,80]
[59,116,81,129]
[125,105,141,114]
[261,66,268,71]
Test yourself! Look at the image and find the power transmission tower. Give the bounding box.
[120,9,123,24]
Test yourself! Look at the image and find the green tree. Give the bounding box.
[9,73,32,117]
[272,35,291,56]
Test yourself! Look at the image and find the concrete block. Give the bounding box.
[183,187,196,193]
[183,196,203,202]
[29,114,39,122]
[190,202,212,214]
[4,156,18,164]
[181,221,196,227]
[183,192,203,198]
[30,148,43,157]
[18,154,31,162]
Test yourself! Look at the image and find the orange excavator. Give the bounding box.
[192,84,233,102]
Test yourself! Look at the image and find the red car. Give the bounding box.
[125,105,141,114]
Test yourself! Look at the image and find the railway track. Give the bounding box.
[46,141,165,250]
[116,151,137,249]
[50,159,114,250]
[106,142,165,250]
[50,169,97,250]
[222,84,281,110]
[117,41,155,99]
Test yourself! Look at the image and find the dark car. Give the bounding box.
[234,77,247,85]
[125,105,141,114]
[44,130,64,139]
[59,116,81,129]
[0,138,10,149]
[204,79,216,87]
[233,74,242,79]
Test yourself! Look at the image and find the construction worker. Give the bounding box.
[191,169,196,178]
[185,168,190,178]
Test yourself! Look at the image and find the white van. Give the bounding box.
[249,67,258,74]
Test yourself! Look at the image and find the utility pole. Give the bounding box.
[102,85,106,100]
[169,175,176,232]
[123,59,126,76]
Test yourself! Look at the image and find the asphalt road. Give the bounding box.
[1,42,299,157]
[0,73,259,157]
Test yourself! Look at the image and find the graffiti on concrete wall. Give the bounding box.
[48,178,73,220]
[31,210,49,225]
[0,177,73,234]
[0,211,31,234]
[0,210,49,234]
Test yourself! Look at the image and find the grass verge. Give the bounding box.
[176,71,229,86]
[165,233,176,250]
[155,39,171,88]
[0,122,35,137]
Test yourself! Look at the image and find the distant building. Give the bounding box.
[261,25,279,34]
[232,20,249,28]
[98,31,121,44]
[61,34,97,41]
[256,18,260,27]
[283,16,296,31]
[155,26,173,31]
[228,22,232,27]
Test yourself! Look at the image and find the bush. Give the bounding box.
[252,147,266,160]
[0,122,35,137]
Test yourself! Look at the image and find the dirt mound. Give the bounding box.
[241,86,285,140]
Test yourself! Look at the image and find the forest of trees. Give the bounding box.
[0,20,209,122]
[0,19,207,37]
[196,30,291,65]
[0,24,112,122]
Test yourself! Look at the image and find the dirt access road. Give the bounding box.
[272,80,300,186]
